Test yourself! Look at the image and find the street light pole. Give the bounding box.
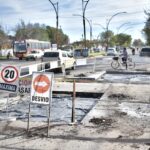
[106,11,127,50]
[117,22,131,34]
[94,23,106,30]
[121,26,133,33]
[73,14,92,42]
[94,23,106,48]
[82,0,90,49]
[48,0,59,49]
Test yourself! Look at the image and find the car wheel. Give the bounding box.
[34,57,37,61]
[72,62,76,70]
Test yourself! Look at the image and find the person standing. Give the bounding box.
[122,47,128,69]
[132,48,135,55]
[7,52,11,59]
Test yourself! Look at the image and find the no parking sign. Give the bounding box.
[0,65,19,92]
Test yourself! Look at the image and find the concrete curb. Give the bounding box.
[65,71,106,81]
[106,70,150,75]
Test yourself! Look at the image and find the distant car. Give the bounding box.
[93,48,100,52]
[42,50,76,72]
[107,48,118,56]
[25,50,44,60]
[140,47,150,57]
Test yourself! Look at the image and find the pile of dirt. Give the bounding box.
[89,117,113,126]
[74,73,86,77]
[108,93,133,100]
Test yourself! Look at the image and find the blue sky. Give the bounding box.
[0,0,149,42]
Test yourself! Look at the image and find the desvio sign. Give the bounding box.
[30,72,53,105]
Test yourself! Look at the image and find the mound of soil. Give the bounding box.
[108,93,133,100]
[89,117,113,126]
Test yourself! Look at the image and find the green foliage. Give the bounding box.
[132,39,144,47]
[15,20,49,41]
[46,26,69,46]
[115,33,132,47]
[143,26,150,45]
[0,25,9,49]
[15,20,69,46]
[72,30,132,49]
[100,30,114,47]
[143,10,150,45]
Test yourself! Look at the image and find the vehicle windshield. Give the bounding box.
[108,49,115,51]
[30,51,37,54]
[14,43,27,52]
[141,48,150,52]
[44,52,59,57]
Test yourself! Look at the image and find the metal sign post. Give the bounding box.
[47,73,53,137]
[6,95,9,118]
[27,103,31,134]
[71,80,76,123]
[27,72,54,137]
[93,57,96,73]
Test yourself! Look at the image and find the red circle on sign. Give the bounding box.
[1,66,19,83]
[33,74,50,93]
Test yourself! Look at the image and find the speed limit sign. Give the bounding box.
[1,66,19,83]
[0,65,19,92]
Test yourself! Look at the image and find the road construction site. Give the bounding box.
[0,67,150,150]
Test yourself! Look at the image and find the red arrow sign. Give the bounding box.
[33,74,50,94]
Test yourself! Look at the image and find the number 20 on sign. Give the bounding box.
[0,65,19,93]
[1,66,19,83]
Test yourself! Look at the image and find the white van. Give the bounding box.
[107,48,118,56]
[25,50,44,60]
[42,50,76,72]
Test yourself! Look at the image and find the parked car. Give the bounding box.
[25,50,44,60]
[74,48,89,57]
[42,50,76,72]
[140,47,150,57]
[93,48,100,52]
[107,48,118,56]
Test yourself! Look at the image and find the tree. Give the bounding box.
[15,20,49,41]
[46,26,69,46]
[15,21,69,46]
[132,39,144,47]
[100,30,114,47]
[0,25,9,49]
[143,10,150,45]
[115,33,132,47]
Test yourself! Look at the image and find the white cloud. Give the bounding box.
[0,0,149,42]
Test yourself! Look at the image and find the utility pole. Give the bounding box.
[73,14,92,42]
[48,0,59,49]
[82,0,90,49]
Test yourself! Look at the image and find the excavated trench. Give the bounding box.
[0,93,102,123]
